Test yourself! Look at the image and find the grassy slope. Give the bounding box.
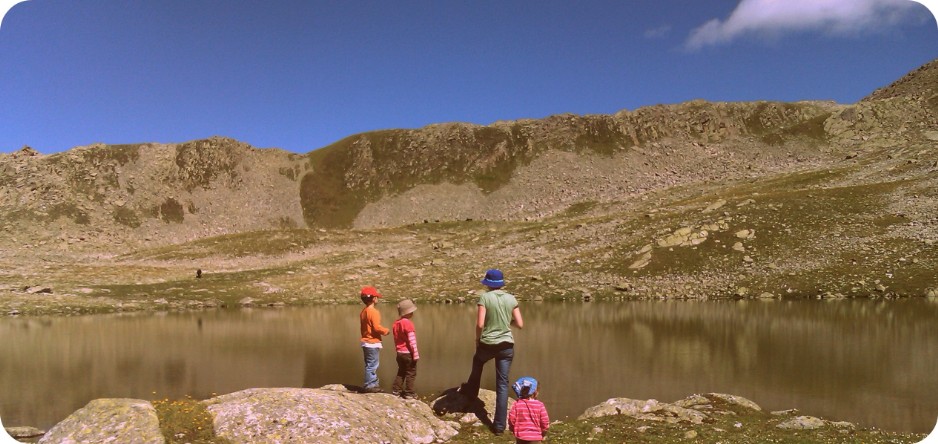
[2,137,934,317]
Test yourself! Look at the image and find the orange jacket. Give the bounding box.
[360,305,389,344]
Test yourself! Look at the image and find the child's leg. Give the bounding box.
[392,353,407,395]
[404,356,417,396]
[363,347,380,388]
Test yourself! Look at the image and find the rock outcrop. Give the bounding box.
[578,392,761,424]
[4,426,45,440]
[579,396,710,424]
[38,398,163,444]
[203,386,458,444]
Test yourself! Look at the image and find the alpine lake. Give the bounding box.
[1,298,937,434]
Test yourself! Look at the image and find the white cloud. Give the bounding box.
[686,0,927,50]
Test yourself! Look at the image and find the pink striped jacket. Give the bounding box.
[509,398,549,441]
[392,317,419,360]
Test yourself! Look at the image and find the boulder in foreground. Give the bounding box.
[203,386,458,444]
[38,398,163,444]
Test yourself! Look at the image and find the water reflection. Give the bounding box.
[0,300,936,433]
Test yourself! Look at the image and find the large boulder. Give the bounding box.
[203,386,458,444]
[38,398,163,444]
[430,387,513,427]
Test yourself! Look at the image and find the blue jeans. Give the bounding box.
[463,341,514,432]
[362,346,380,388]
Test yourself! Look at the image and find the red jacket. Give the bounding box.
[392,317,420,359]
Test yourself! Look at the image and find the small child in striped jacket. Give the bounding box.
[508,376,550,443]
[391,299,420,399]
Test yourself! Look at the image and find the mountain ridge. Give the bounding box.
[1,58,935,244]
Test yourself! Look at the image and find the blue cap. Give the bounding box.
[481,269,505,288]
[512,376,538,398]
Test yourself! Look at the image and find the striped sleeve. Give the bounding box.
[407,330,419,360]
[540,401,550,432]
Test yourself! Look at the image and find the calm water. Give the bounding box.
[1,300,937,433]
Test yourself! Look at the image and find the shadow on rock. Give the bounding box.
[431,387,509,429]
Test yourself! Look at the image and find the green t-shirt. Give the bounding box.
[478,289,518,345]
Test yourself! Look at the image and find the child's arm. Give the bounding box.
[373,310,390,336]
[539,402,550,433]
[407,321,419,360]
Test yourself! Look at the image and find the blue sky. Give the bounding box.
[1,0,936,154]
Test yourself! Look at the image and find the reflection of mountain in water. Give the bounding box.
[1,301,937,433]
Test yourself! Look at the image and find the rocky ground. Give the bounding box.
[5,387,927,443]
[2,60,937,317]
[1,136,935,317]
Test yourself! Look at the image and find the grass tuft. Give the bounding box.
[153,397,230,444]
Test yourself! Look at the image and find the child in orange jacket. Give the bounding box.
[360,286,389,392]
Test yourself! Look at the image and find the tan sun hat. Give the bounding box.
[397,299,417,316]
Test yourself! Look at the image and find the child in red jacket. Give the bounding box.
[508,376,549,443]
[392,299,420,399]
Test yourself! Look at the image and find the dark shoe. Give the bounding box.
[391,391,402,397]
[402,393,418,399]
[364,386,385,393]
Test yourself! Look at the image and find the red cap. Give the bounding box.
[360,286,382,298]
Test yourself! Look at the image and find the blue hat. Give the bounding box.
[512,376,538,398]
[481,269,505,288]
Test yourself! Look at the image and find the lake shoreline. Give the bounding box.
[7,387,930,444]
[3,284,936,318]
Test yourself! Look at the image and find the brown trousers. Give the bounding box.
[392,352,417,396]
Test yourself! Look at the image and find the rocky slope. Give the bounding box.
[0,59,936,315]
[2,60,935,239]
[0,137,308,249]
